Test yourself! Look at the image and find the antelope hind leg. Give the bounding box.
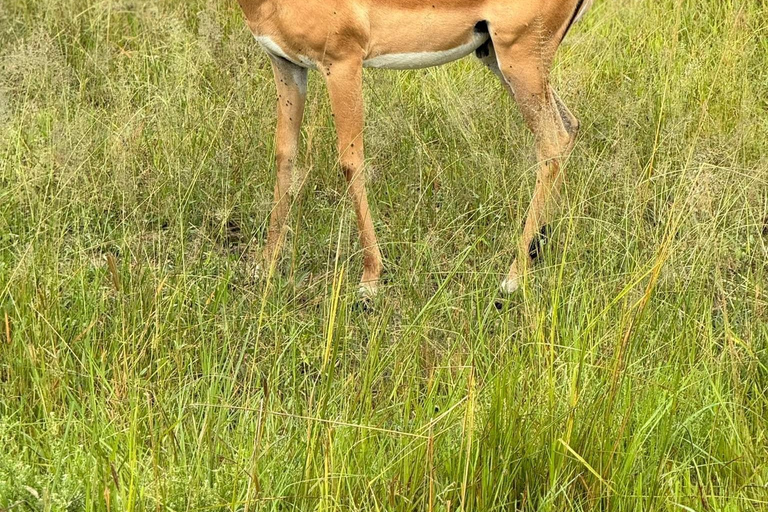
[487,42,578,295]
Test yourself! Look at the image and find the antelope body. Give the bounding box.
[237,0,593,298]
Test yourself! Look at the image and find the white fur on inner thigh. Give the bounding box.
[255,35,317,71]
[364,32,489,70]
[255,36,310,94]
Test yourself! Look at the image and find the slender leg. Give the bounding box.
[484,41,579,294]
[323,58,383,297]
[262,56,308,271]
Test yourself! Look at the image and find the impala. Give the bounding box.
[237,0,593,299]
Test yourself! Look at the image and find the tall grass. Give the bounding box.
[1,0,766,510]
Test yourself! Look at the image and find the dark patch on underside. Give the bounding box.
[474,21,492,59]
[475,40,492,59]
[561,0,585,42]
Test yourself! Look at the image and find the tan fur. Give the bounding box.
[239,0,591,296]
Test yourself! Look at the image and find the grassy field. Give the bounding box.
[1,0,767,510]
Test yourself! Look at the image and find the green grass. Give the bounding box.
[1,0,767,510]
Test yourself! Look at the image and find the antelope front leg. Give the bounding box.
[262,56,307,273]
[324,59,383,298]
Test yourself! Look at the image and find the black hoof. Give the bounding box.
[353,296,374,314]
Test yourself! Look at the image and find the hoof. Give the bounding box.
[494,277,520,310]
[353,295,374,314]
[244,260,265,284]
[495,277,523,310]
[355,283,379,313]
[499,277,520,296]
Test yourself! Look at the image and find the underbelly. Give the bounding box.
[363,31,489,70]
[255,31,489,71]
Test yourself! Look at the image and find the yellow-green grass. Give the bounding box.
[0,0,766,510]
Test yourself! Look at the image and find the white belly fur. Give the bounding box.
[364,32,489,70]
[256,33,489,71]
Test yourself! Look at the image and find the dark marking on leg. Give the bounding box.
[528,224,552,261]
[554,93,579,138]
